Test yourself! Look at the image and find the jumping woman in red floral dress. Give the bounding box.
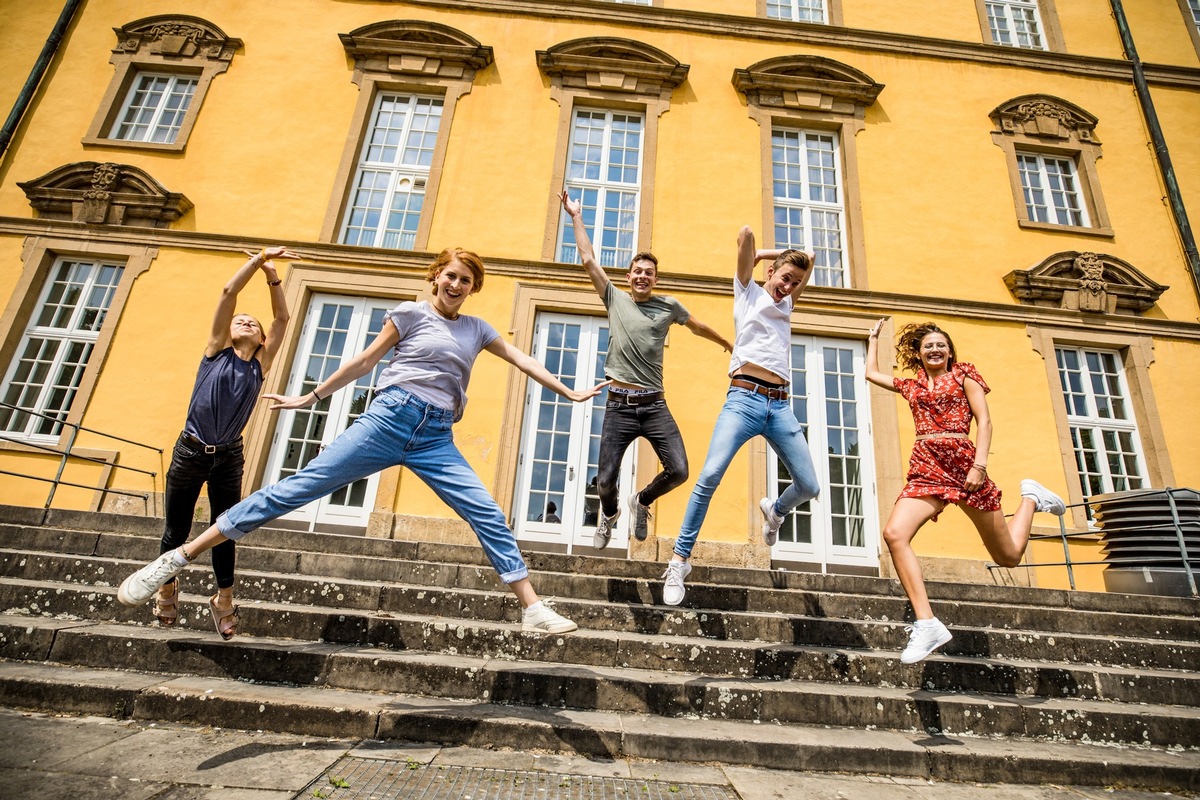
[865,319,1065,663]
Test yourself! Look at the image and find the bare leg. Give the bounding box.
[961,496,1037,568]
[881,497,943,620]
[177,525,230,561]
[509,577,538,609]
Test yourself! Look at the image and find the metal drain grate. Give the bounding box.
[296,756,739,800]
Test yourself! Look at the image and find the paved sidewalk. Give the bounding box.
[0,708,1187,800]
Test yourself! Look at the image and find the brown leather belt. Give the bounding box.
[914,432,970,441]
[730,378,788,401]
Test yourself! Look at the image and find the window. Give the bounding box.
[1191,0,1200,24]
[1017,152,1088,227]
[0,258,124,439]
[734,56,881,288]
[109,72,198,144]
[340,94,444,251]
[1054,347,1147,498]
[767,0,828,23]
[990,95,1111,235]
[83,16,240,152]
[1178,0,1200,58]
[558,109,644,267]
[986,0,1046,48]
[772,129,847,287]
[766,335,878,571]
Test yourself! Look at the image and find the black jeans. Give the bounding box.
[160,433,243,589]
[597,399,688,517]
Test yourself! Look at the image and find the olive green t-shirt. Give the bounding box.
[602,282,690,391]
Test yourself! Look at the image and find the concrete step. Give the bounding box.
[1,614,1196,748]
[3,547,1198,672]
[0,659,1195,791]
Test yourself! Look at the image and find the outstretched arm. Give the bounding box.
[559,190,610,295]
[485,337,610,403]
[264,324,399,410]
[962,377,992,492]
[684,316,732,353]
[257,250,297,374]
[206,246,298,358]
[864,318,899,392]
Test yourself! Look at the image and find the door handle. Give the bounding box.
[569,467,575,481]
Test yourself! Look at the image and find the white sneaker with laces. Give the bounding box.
[117,549,189,607]
[1020,479,1066,515]
[759,497,784,546]
[661,559,692,606]
[522,602,578,634]
[900,618,953,664]
[594,508,619,550]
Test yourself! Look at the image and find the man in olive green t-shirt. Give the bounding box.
[559,191,732,549]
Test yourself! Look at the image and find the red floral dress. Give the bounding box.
[894,362,1002,520]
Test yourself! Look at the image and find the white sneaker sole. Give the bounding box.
[900,630,953,664]
[116,574,154,607]
[522,620,578,634]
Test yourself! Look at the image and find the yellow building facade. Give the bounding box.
[1,0,1198,592]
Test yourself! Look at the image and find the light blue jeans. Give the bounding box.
[217,385,529,583]
[675,386,820,559]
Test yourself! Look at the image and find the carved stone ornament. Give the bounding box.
[1004,251,1167,315]
[733,55,883,115]
[990,94,1099,144]
[18,162,193,228]
[339,20,493,80]
[113,15,241,62]
[537,38,689,97]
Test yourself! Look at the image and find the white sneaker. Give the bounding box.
[117,549,189,607]
[521,602,578,634]
[661,560,692,606]
[594,509,619,550]
[900,618,953,664]
[1021,479,1066,515]
[759,497,784,546]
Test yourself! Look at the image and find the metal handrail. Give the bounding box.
[988,488,1197,595]
[0,399,163,522]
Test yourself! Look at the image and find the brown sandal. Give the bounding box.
[207,593,239,640]
[152,582,178,626]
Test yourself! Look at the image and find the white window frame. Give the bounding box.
[986,0,1048,49]
[339,92,445,251]
[766,335,879,571]
[109,71,199,144]
[1054,346,1148,502]
[0,258,124,440]
[1191,0,1200,25]
[771,128,848,288]
[766,0,829,23]
[557,108,644,269]
[1017,151,1090,227]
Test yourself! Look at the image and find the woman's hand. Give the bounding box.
[964,464,986,493]
[565,379,612,403]
[264,392,315,410]
[869,318,886,340]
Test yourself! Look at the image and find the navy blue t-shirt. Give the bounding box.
[182,347,263,446]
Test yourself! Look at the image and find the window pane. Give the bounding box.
[772,129,846,287]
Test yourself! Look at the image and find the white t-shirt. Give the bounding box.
[728,276,792,382]
[375,301,500,420]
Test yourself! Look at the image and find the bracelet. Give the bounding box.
[311,389,323,402]
[972,463,987,472]
[267,278,282,286]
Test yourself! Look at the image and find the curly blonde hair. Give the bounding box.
[895,322,957,374]
[425,248,485,295]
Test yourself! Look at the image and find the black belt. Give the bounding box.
[180,432,241,455]
[608,391,664,407]
[731,378,788,401]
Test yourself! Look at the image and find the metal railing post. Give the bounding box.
[1057,512,1076,591]
[1163,488,1198,597]
[41,420,79,525]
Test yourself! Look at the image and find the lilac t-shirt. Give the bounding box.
[375,301,500,420]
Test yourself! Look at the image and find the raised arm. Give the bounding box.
[962,377,993,492]
[559,190,610,295]
[257,249,296,374]
[264,324,400,410]
[865,318,899,392]
[684,315,732,353]
[736,226,758,286]
[206,246,298,358]
[485,337,609,403]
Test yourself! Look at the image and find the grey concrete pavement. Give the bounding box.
[0,708,1189,800]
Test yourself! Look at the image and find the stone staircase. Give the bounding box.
[0,505,1196,790]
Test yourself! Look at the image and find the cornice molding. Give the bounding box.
[1005,251,1168,315]
[537,37,689,96]
[339,19,494,79]
[113,15,241,62]
[733,54,883,113]
[990,94,1100,144]
[16,163,192,228]
[2,218,1196,340]
[386,0,1200,89]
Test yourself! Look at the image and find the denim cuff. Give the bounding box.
[497,566,529,584]
[215,511,250,541]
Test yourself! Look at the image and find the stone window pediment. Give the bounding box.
[990,94,1099,144]
[536,37,689,97]
[1005,251,1167,314]
[112,15,241,62]
[18,162,192,228]
[339,20,494,79]
[733,55,884,114]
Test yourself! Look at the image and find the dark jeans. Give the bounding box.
[597,399,688,517]
[160,433,242,589]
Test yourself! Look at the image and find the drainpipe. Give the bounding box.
[1108,0,1200,302]
[0,0,84,161]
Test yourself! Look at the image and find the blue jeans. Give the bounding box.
[675,386,820,559]
[216,386,529,583]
